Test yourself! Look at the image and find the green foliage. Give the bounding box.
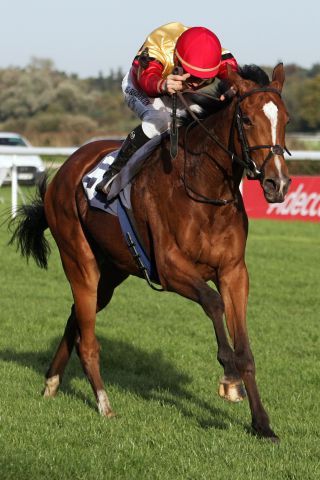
[0,66,54,120]
[283,64,320,132]
[297,75,320,129]
[286,160,320,175]
[0,58,320,146]
[0,58,136,145]
[0,185,319,479]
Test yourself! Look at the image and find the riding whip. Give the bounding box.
[170,66,183,160]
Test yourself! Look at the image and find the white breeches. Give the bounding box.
[122,72,203,139]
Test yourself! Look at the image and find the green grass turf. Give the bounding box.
[0,185,319,480]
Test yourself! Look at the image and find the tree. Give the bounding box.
[1,58,319,146]
[297,75,320,130]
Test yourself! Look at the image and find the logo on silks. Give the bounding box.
[129,131,136,140]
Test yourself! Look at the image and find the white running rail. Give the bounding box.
[1,147,320,218]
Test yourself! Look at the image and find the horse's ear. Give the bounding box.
[226,64,252,95]
[271,63,285,92]
[226,64,241,92]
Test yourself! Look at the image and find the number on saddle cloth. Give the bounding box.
[82,134,164,203]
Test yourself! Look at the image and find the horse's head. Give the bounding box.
[228,64,291,203]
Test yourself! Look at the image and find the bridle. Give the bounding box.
[231,88,291,181]
[176,86,291,205]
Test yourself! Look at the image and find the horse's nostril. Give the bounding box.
[263,178,278,193]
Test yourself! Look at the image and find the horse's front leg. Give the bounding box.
[219,262,279,441]
[44,305,78,397]
[159,249,238,398]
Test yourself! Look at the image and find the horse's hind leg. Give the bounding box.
[70,267,115,417]
[44,262,127,411]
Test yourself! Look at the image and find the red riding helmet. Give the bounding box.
[175,27,222,79]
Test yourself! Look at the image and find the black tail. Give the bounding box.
[9,175,51,269]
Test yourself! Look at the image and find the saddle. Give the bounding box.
[83,134,164,205]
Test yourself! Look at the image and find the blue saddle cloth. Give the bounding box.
[117,196,160,283]
[82,138,162,284]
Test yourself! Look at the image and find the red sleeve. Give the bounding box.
[217,55,239,80]
[134,59,166,97]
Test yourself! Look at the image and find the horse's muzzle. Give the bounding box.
[262,175,291,203]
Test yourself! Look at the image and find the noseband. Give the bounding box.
[232,87,291,180]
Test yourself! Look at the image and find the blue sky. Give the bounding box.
[1,0,318,77]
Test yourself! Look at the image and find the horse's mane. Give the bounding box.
[238,64,270,86]
[217,64,270,95]
[193,64,271,117]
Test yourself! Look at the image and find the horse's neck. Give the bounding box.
[182,102,242,190]
[202,102,235,160]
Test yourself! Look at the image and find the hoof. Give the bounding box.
[99,409,116,419]
[269,435,280,444]
[43,375,60,398]
[252,424,280,443]
[97,390,114,417]
[105,411,116,419]
[218,377,246,402]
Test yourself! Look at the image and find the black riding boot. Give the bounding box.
[96,125,149,194]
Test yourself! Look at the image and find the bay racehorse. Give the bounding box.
[10,64,290,441]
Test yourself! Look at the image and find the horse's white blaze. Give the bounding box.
[274,156,287,194]
[263,101,286,193]
[274,156,282,176]
[263,101,278,144]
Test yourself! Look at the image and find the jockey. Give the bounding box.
[96,22,238,194]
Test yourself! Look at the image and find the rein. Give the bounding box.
[182,120,235,206]
[177,90,247,168]
[176,90,245,206]
[175,86,289,205]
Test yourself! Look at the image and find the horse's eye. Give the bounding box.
[242,116,253,126]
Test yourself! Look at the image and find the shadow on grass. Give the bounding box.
[0,335,243,431]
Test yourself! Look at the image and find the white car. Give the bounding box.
[0,132,46,185]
